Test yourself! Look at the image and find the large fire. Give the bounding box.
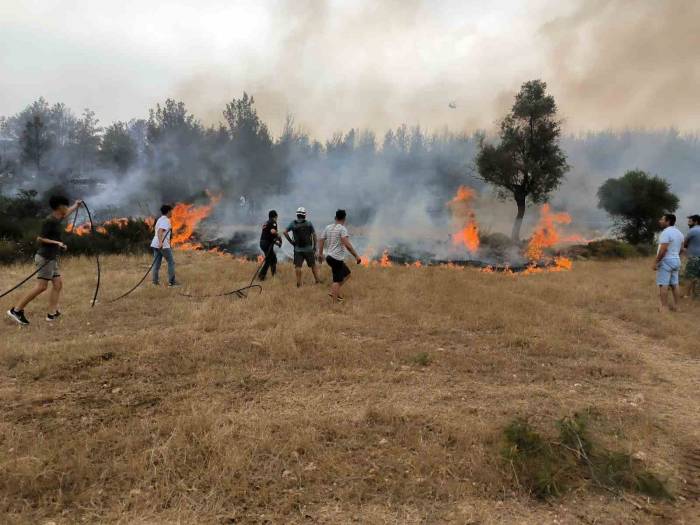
[448,186,480,253]
[170,194,222,250]
[526,204,572,262]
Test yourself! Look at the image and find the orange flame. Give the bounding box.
[526,204,572,262]
[448,186,480,253]
[170,194,221,249]
[379,250,392,267]
[66,217,131,236]
[359,255,370,267]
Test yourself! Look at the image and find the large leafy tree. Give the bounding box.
[71,108,102,174]
[100,121,137,173]
[476,80,569,241]
[597,170,679,244]
[223,93,274,197]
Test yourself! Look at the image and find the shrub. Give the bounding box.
[410,352,432,367]
[502,413,672,501]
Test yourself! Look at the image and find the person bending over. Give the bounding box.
[284,207,321,287]
[151,205,179,287]
[653,213,684,312]
[259,209,282,281]
[7,195,82,325]
[317,209,361,303]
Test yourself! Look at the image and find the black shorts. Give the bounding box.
[294,251,316,268]
[326,256,351,283]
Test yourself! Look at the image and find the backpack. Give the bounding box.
[292,220,313,249]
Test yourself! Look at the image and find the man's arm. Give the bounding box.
[66,200,83,216]
[283,228,295,246]
[37,237,67,250]
[312,232,317,250]
[653,243,669,269]
[341,236,362,264]
[157,228,167,248]
[317,238,325,263]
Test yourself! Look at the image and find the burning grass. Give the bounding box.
[1,255,699,523]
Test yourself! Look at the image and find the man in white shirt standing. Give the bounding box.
[653,213,684,312]
[317,209,362,302]
[151,205,179,287]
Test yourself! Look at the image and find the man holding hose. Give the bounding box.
[7,195,82,325]
[151,204,180,287]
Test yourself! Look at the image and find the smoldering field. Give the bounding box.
[1,253,699,523]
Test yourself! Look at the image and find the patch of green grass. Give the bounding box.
[502,413,672,501]
[410,352,432,367]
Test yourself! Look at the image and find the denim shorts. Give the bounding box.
[656,258,681,286]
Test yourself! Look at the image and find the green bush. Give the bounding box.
[502,413,672,500]
[586,239,639,258]
[0,239,19,264]
[565,239,654,260]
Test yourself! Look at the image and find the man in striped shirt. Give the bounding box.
[317,209,361,302]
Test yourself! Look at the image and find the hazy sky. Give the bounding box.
[1,0,698,137]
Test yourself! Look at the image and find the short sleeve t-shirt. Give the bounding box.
[150,216,172,249]
[658,226,684,260]
[37,215,63,259]
[687,225,700,257]
[322,223,349,261]
[260,219,278,244]
[286,220,315,252]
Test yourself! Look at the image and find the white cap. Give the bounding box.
[296,207,307,215]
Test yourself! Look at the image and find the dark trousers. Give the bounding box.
[259,242,277,279]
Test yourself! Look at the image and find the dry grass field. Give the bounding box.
[1,253,699,524]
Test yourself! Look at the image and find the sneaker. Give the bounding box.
[46,311,61,322]
[168,282,182,288]
[7,308,29,326]
[328,293,344,302]
[152,282,160,286]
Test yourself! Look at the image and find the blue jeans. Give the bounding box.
[152,248,176,284]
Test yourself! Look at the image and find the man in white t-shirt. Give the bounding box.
[653,213,684,311]
[317,209,361,302]
[150,205,179,287]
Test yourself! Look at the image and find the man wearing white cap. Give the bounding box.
[283,207,322,287]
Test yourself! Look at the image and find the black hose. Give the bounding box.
[0,257,52,300]
[70,205,80,234]
[178,241,275,300]
[107,229,172,303]
[2,201,87,301]
[80,201,101,307]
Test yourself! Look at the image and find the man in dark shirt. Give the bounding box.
[258,210,282,281]
[7,195,82,326]
[283,207,322,287]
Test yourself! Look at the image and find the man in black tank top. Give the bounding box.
[259,210,281,281]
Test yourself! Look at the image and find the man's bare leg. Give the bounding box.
[669,285,680,311]
[330,282,341,301]
[683,280,697,299]
[15,280,49,311]
[295,267,302,287]
[658,285,669,312]
[311,265,321,284]
[48,276,63,314]
[331,274,351,302]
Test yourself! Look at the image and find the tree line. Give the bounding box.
[0,81,695,245]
